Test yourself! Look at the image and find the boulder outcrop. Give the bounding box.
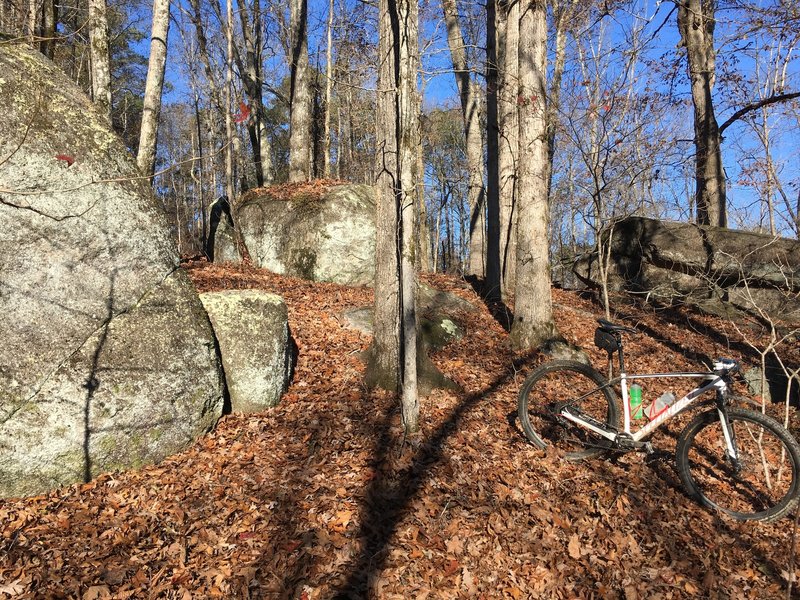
[0,41,224,497]
[572,217,800,322]
[200,290,292,411]
[238,184,375,285]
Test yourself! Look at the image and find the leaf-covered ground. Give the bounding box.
[2,261,799,599]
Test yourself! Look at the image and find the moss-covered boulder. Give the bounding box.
[200,291,292,411]
[238,184,375,285]
[0,41,225,497]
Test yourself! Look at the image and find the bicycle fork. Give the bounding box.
[716,393,742,471]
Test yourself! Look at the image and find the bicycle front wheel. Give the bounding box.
[517,360,619,461]
[676,408,800,522]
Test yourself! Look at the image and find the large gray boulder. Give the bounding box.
[0,41,225,497]
[238,184,375,285]
[573,217,800,322]
[200,290,292,412]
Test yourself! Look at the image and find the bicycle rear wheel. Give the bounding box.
[676,408,800,522]
[517,360,619,461]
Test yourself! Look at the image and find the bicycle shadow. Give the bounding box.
[586,438,798,597]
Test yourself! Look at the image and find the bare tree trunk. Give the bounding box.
[546,0,573,192]
[498,0,519,300]
[369,0,401,395]
[397,0,420,433]
[485,0,501,301]
[323,0,334,178]
[677,0,727,228]
[289,0,312,182]
[509,0,560,351]
[226,0,272,187]
[27,0,38,44]
[137,0,171,179]
[88,0,112,123]
[189,0,227,151]
[415,77,431,272]
[225,0,235,203]
[192,92,207,249]
[442,0,486,280]
[39,0,55,59]
[367,0,419,434]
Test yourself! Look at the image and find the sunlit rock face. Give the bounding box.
[238,184,376,286]
[200,290,292,412]
[0,40,224,497]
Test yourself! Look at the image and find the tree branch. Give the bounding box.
[719,91,800,134]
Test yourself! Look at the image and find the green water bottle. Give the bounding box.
[629,383,644,420]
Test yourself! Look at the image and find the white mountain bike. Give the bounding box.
[517,318,800,522]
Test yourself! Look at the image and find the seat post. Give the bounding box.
[617,336,626,374]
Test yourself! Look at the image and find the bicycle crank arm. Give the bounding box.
[613,433,654,453]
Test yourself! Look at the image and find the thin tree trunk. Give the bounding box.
[193,92,207,248]
[415,42,430,273]
[39,0,55,59]
[546,0,573,193]
[485,0,501,301]
[677,0,727,228]
[137,0,171,179]
[442,0,486,280]
[225,0,235,204]
[368,0,419,434]
[510,0,560,351]
[189,0,226,153]
[368,0,401,397]
[27,0,37,45]
[88,0,112,123]
[498,0,519,300]
[323,0,334,178]
[397,0,419,433]
[226,0,272,187]
[289,0,312,182]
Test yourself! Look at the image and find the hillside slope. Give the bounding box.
[1,261,798,599]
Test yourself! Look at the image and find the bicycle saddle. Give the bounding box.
[597,318,637,334]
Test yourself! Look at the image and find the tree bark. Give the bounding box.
[88,0,112,123]
[367,0,419,434]
[27,0,37,45]
[498,0,519,300]
[323,0,335,178]
[546,0,573,193]
[225,0,235,204]
[509,0,560,351]
[442,0,486,280]
[485,0,501,301]
[369,0,401,398]
[677,0,727,228]
[39,0,55,59]
[137,0,171,179]
[397,0,419,432]
[289,0,312,182]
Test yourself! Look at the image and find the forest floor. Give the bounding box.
[2,260,800,599]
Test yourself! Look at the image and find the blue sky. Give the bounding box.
[135,0,798,234]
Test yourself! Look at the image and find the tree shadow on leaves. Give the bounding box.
[464,274,514,332]
[330,353,537,598]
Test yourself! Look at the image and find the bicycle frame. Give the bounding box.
[558,339,739,458]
